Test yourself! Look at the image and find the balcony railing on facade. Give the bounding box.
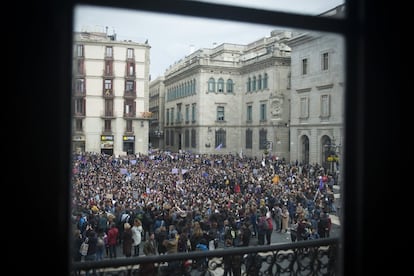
[73,90,86,97]
[123,91,137,99]
[73,112,86,118]
[101,112,115,119]
[71,237,340,275]
[103,89,114,98]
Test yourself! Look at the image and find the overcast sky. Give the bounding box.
[74,0,344,79]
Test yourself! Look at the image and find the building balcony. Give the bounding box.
[73,112,85,118]
[103,90,114,98]
[137,112,153,120]
[123,112,136,118]
[101,112,115,119]
[123,91,137,98]
[72,90,86,97]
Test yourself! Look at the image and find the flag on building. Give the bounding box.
[215,143,222,150]
[239,148,243,159]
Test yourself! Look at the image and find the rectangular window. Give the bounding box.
[74,99,85,115]
[104,79,112,90]
[185,105,190,123]
[105,61,112,75]
[321,94,330,117]
[128,63,135,76]
[76,44,84,57]
[105,99,113,116]
[76,79,85,94]
[165,130,169,146]
[75,119,83,132]
[126,120,133,132]
[322,52,329,70]
[259,129,267,150]
[166,108,170,125]
[191,104,196,122]
[170,130,174,146]
[105,46,113,58]
[176,104,182,123]
[191,129,196,148]
[77,60,84,75]
[126,81,134,92]
[302,58,308,75]
[127,48,134,59]
[247,105,252,121]
[185,130,190,147]
[215,129,226,148]
[124,100,135,116]
[245,129,252,149]
[217,106,225,121]
[300,97,309,118]
[104,120,111,132]
[260,103,267,121]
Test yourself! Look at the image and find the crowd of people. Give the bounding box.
[71,150,337,274]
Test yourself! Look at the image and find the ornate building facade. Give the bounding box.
[161,30,292,159]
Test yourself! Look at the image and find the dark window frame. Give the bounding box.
[30,1,401,276]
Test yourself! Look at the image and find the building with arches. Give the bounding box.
[287,28,344,172]
[161,30,292,159]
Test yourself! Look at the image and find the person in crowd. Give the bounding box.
[107,222,119,259]
[131,218,143,256]
[281,206,290,233]
[122,222,133,257]
[239,222,252,247]
[95,230,106,260]
[223,238,242,276]
[318,212,332,238]
[140,232,158,275]
[265,211,274,245]
[163,231,180,274]
[84,224,98,276]
[155,225,168,255]
[290,218,298,242]
[72,229,83,263]
[273,204,282,232]
[257,209,268,245]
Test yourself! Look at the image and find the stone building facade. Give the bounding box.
[72,31,151,156]
[161,30,292,159]
[287,31,344,171]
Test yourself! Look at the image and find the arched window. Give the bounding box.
[208,77,215,92]
[227,79,233,93]
[258,74,262,90]
[247,77,251,92]
[193,78,196,94]
[217,78,224,92]
[252,76,257,91]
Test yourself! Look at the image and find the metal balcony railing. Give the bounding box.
[71,237,339,275]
